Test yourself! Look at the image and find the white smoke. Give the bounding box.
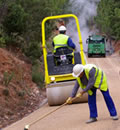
[66,0,100,52]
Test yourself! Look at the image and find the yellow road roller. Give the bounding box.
[42,14,88,106]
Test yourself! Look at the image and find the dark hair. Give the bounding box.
[59,31,66,34]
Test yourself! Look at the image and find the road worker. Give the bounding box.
[66,64,118,123]
[52,25,76,54]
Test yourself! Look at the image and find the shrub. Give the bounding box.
[3,71,14,87]
[0,24,6,47]
[4,32,26,47]
[24,41,42,63]
[0,37,6,47]
[3,3,28,35]
[32,62,44,87]
[32,71,44,87]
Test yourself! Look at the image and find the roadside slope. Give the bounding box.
[0,48,46,128]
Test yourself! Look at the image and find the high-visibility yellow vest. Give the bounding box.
[53,34,69,53]
[77,64,108,95]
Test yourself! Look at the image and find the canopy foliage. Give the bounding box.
[95,0,120,40]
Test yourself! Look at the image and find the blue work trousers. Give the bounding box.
[88,89,117,118]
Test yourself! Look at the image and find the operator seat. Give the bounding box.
[54,47,73,66]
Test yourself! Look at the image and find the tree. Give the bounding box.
[3,3,28,35]
[95,0,120,40]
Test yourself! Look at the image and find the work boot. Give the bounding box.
[86,118,97,124]
[111,116,119,120]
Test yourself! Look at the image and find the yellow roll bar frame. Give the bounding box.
[42,14,85,84]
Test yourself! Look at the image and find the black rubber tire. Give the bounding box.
[47,54,55,75]
[88,53,92,57]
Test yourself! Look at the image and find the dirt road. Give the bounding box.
[4,55,120,130]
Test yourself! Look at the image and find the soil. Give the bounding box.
[0,48,46,129]
[113,41,120,52]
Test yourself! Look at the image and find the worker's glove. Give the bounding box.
[76,93,82,98]
[66,97,73,104]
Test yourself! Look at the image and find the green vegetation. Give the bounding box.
[3,3,27,35]
[32,61,44,87]
[24,41,42,63]
[3,71,14,87]
[0,0,70,87]
[95,0,120,40]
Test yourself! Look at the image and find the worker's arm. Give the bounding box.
[83,67,96,92]
[67,37,76,49]
[66,80,79,104]
[70,80,79,98]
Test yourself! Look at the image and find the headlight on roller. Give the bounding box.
[51,77,55,81]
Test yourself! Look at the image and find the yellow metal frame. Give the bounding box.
[42,14,85,84]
